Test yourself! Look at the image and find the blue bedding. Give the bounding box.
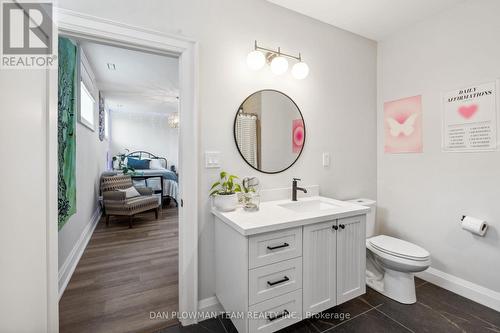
[138,169,178,182]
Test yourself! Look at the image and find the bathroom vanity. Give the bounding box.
[212,196,370,333]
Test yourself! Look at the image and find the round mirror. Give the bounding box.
[234,90,305,174]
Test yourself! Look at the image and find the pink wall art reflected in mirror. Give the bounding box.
[292,119,304,153]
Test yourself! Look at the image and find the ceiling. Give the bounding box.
[266,0,465,41]
[80,41,179,115]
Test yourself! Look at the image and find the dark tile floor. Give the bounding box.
[157,278,500,333]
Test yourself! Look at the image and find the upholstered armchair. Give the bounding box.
[100,175,160,228]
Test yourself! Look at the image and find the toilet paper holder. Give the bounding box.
[460,215,488,236]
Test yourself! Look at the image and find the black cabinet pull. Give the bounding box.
[267,309,289,322]
[332,225,338,230]
[267,242,289,250]
[339,224,345,229]
[267,276,290,286]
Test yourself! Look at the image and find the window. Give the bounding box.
[79,81,95,129]
[78,47,96,130]
[104,108,110,139]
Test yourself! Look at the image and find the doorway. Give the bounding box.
[47,9,199,332]
[57,37,181,332]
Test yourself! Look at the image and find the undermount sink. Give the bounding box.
[279,199,342,213]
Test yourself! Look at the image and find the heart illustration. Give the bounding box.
[458,104,478,119]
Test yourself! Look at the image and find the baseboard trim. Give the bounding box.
[417,267,500,312]
[58,208,102,300]
[198,296,223,317]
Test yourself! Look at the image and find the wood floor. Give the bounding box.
[60,207,179,333]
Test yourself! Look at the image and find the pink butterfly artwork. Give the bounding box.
[292,119,304,153]
[384,95,423,153]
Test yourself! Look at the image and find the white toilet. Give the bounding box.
[348,199,431,304]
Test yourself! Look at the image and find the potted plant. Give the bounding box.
[209,171,241,212]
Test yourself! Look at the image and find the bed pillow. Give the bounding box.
[149,158,164,170]
[117,186,141,198]
[127,157,150,169]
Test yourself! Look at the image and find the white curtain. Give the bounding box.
[236,113,258,168]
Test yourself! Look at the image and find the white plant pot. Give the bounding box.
[213,193,239,212]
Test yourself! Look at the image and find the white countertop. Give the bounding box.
[211,196,370,236]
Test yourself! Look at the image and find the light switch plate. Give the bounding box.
[205,151,221,168]
[322,152,330,167]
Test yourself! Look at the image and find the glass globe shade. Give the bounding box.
[246,50,265,70]
[270,56,288,75]
[291,62,310,80]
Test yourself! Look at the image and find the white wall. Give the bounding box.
[58,49,109,291]
[110,111,179,168]
[378,0,500,292]
[57,0,377,301]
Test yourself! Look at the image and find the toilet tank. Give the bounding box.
[347,198,376,238]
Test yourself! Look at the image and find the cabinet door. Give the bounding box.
[336,215,366,304]
[303,220,337,315]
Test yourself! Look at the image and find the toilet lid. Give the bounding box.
[368,235,430,261]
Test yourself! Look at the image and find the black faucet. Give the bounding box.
[292,178,308,201]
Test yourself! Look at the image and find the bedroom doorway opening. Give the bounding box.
[57,36,182,333]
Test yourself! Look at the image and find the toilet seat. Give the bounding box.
[368,235,430,262]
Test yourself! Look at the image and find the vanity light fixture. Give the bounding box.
[291,61,310,80]
[246,50,266,70]
[270,55,288,75]
[247,41,309,79]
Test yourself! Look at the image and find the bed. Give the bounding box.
[124,151,179,207]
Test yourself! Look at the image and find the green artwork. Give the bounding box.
[58,37,77,230]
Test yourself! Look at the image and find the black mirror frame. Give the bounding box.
[233,89,306,174]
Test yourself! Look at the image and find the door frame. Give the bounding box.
[47,8,199,331]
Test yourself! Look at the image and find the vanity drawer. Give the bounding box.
[248,289,302,333]
[249,227,302,268]
[249,257,302,305]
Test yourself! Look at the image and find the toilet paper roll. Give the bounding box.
[461,216,488,236]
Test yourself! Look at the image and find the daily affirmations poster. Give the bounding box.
[443,81,497,152]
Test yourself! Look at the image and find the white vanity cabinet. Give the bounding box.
[302,220,337,314]
[215,222,304,333]
[336,215,366,304]
[303,215,366,315]
[213,196,369,333]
